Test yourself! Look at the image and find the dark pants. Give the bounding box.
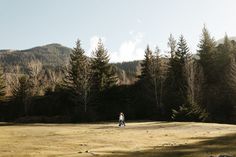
[119,120,125,126]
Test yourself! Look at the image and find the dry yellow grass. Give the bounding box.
[0,122,236,157]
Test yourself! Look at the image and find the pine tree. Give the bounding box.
[197,26,217,120]
[64,40,91,113]
[176,35,190,61]
[198,26,216,83]
[0,66,6,101]
[213,35,236,121]
[152,47,162,109]
[172,35,211,121]
[139,45,153,81]
[136,45,154,118]
[176,35,190,101]
[91,39,117,92]
[224,36,236,120]
[138,45,163,118]
[12,76,32,115]
[163,35,190,119]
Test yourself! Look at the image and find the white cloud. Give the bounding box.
[119,41,136,55]
[110,32,145,62]
[134,48,145,59]
[88,33,146,62]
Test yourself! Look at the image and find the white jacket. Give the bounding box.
[119,115,124,121]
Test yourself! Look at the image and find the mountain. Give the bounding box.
[0,43,72,72]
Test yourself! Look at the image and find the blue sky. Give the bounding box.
[1,0,236,62]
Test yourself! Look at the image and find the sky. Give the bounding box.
[1,0,236,62]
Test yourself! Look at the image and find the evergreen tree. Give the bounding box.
[139,45,153,81]
[90,39,118,120]
[163,35,190,119]
[176,35,190,102]
[0,66,5,101]
[137,45,156,117]
[12,76,32,115]
[64,40,91,113]
[198,26,217,83]
[176,35,190,61]
[197,26,217,121]
[91,39,117,92]
[213,35,236,121]
[138,45,163,119]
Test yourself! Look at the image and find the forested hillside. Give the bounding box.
[1,27,236,123]
[0,44,71,72]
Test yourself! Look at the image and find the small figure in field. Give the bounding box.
[119,112,125,127]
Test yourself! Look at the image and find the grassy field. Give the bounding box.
[0,122,236,157]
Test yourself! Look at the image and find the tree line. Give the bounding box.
[1,26,236,123]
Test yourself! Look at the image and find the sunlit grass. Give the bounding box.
[0,122,236,157]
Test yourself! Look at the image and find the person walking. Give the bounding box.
[119,112,125,127]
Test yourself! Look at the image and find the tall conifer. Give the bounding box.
[91,39,117,92]
[65,40,91,113]
[163,35,190,118]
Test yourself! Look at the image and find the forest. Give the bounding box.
[1,26,236,123]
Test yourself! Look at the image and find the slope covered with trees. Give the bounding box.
[1,26,236,123]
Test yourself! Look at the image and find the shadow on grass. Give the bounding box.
[0,122,79,127]
[106,133,236,157]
